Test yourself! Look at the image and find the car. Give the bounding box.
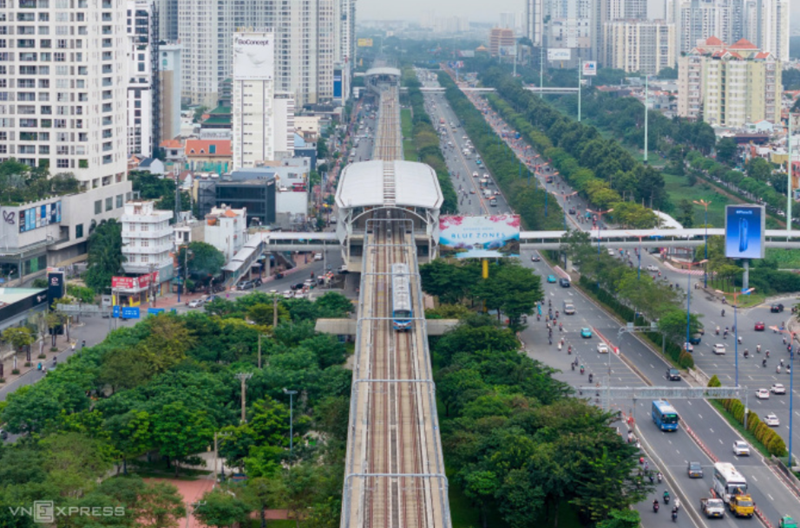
[581,327,593,339]
[689,334,702,345]
[733,441,750,456]
[187,298,205,308]
[687,461,704,478]
[646,265,659,272]
[568,208,576,215]
[607,248,615,256]
[559,278,571,288]
[237,280,256,290]
[756,388,770,399]
[282,290,294,299]
[771,383,786,394]
[713,343,727,355]
[765,413,780,427]
[531,254,541,262]
[472,172,478,178]
[336,265,348,274]
[754,321,765,331]
[470,189,476,194]
[683,342,694,352]
[291,282,305,290]
[313,253,323,261]
[547,275,557,283]
[771,303,785,313]
[667,368,682,381]
[597,343,609,354]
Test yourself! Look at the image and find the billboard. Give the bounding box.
[582,61,597,76]
[439,215,520,259]
[333,72,342,98]
[725,205,765,259]
[232,33,274,81]
[18,200,60,233]
[547,48,571,61]
[357,38,373,47]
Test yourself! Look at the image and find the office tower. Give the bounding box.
[155,0,177,42]
[603,20,675,74]
[126,0,158,157]
[158,43,182,141]
[232,31,297,170]
[757,0,789,61]
[334,0,357,101]
[179,0,337,108]
[678,37,781,126]
[547,0,592,56]
[592,0,648,63]
[0,0,133,253]
[524,0,544,46]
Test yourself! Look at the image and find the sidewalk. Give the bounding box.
[0,336,70,388]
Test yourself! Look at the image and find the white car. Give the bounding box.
[764,413,780,427]
[646,265,659,272]
[713,343,727,355]
[771,383,786,394]
[683,342,694,352]
[597,343,609,354]
[733,441,750,456]
[755,388,770,400]
[472,172,478,178]
[313,253,323,261]
[187,298,204,308]
[282,290,294,299]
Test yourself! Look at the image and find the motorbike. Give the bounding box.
[580,366,585,375]
[671,509,678,522]
[568,345,572,355]
[663,493,670,505]
[762,359,768,368]
[588,373,593,383]
[653,501,660,513]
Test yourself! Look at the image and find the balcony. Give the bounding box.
[122,227,173,239]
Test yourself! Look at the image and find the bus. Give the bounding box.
[651,400,679,431]
[712,462,748,502]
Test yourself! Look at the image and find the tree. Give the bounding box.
[657,67,678,79]
[244,477,283,528]
[716,137,738,166]
[193,488,251,528]
[179,242,225,284]
[151,401,215,476]
[746,157,772,182]
[67,284,96,304]
[677,199,695,228]
[85,219,124,292]
[40,431,114,498]
[105,410,153,474]
[3,327,34,362]
[113,478,186,528]
[658,308,702,345]
[597,508,641,528]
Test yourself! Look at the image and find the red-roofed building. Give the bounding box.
[184,140,232,171]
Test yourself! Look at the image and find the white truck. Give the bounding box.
[483,189,493,199]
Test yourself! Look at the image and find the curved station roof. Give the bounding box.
[336,160,443,211]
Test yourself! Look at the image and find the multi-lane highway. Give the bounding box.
[418,67,800,526]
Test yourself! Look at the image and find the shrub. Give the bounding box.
[768,434,787,457]
[11,369,19,375]
[746,411,760,433]
[707,375,721,387]
[678,351,694,368]
[754,422,768,444]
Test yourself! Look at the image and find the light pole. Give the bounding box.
[643,74,649,164]
[693,200,711,288]
[719,288,754,387]
[684,259,709,354]
[625,232,654,280]
[555,191,578,231]
[283,388,298,456]
[771,325,795,470]
[587,208,614,290]
[235,372,253,423]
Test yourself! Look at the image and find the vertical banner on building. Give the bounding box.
[582,61,598,76]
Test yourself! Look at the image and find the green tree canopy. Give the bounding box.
[85,219,124,293]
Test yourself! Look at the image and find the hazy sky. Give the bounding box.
[359,0,799,25]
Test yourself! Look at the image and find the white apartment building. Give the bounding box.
[231,31,296,170]
[603,20,675,74]
[524,0,544,46]
[0,0,134,264]
[333,0,356,101]
[126,0,156,157]
[204,204,246,262]
[120,200,173,299]
[678,37,782,126]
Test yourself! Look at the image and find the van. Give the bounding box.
[563,301,575,315]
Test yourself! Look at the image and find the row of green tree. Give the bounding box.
[432,317,649,527]
[402,69,458,213]
[561,231,701,368]
[420,259,543,331]
[0,159,81,206]
[477,67,668,218]
[0,291,354,527]
[437,71,566,231]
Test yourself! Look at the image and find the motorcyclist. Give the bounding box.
[568,345,572,354]
[716,326,720,335]
[757,344,761,353]
[663,490,670,504]
[653,500,660,513]
[671,508,678,522]
[657,472,663,483]
[721,309,725,317]
[743,349,749,358]
[588,373,594,383]
[738,336,743,344]
[762,358,768,368]
[580,365,585,374]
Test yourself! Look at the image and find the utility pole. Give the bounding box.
[644,74,649,164]
[578,60,582,122]
[273,295,278,328]
[235,372,253,422]
[789,112,794,232]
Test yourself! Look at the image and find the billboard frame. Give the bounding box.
[724,204,765,259]
[439,215,521,259]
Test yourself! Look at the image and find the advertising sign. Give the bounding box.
[112,276,136,289]
[547,48,571,61]
[18,201,60,233]
[121,307,140,319]
[725,205,765,259]
[232,33,274,81]
[357,38,373,47]
[333,73,342,98]
[439,215,521,259]
[582,61,597,76]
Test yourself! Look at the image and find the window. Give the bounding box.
[75,224,83,239]
[56,159,69,168]
[140,224,148,232]
[116,194,123,208]
[140,240,149,247]
[105,197,112,211]
[94,200,101,214]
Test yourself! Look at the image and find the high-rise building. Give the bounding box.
[524,0,545,46]
[0,0,133,253]
[120,200,174,297]
[677,37,781,126]
[126,0,158,158]
[591,0,649,62]
[179,0,337,108]
[603,19,675,74]
[489,28,516,57]
[158,43,182,141]
[232,31,296,170]
[334,0,357,102]
[155,0,178,42]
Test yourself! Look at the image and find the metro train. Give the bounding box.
[391,263,413,331]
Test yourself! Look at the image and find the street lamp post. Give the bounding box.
[555,191,578,231]
[283,388,298,456]
[720,288,755,387]
[684,259,709,355]
[625,232,654,281]
[587,208,614,288]
[693,200,711,288]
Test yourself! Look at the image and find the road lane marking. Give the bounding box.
[709,428,713,433]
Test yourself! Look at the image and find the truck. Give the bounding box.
[726,495,755,518]
[699,498,725,518]
[483,189,493,199]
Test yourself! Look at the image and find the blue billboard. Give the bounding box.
[333,74,342,98]
[725,205,765,259]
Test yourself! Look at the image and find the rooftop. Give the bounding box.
[0,288,46,305]
[185,139,232,157]
[336,160,443,210]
